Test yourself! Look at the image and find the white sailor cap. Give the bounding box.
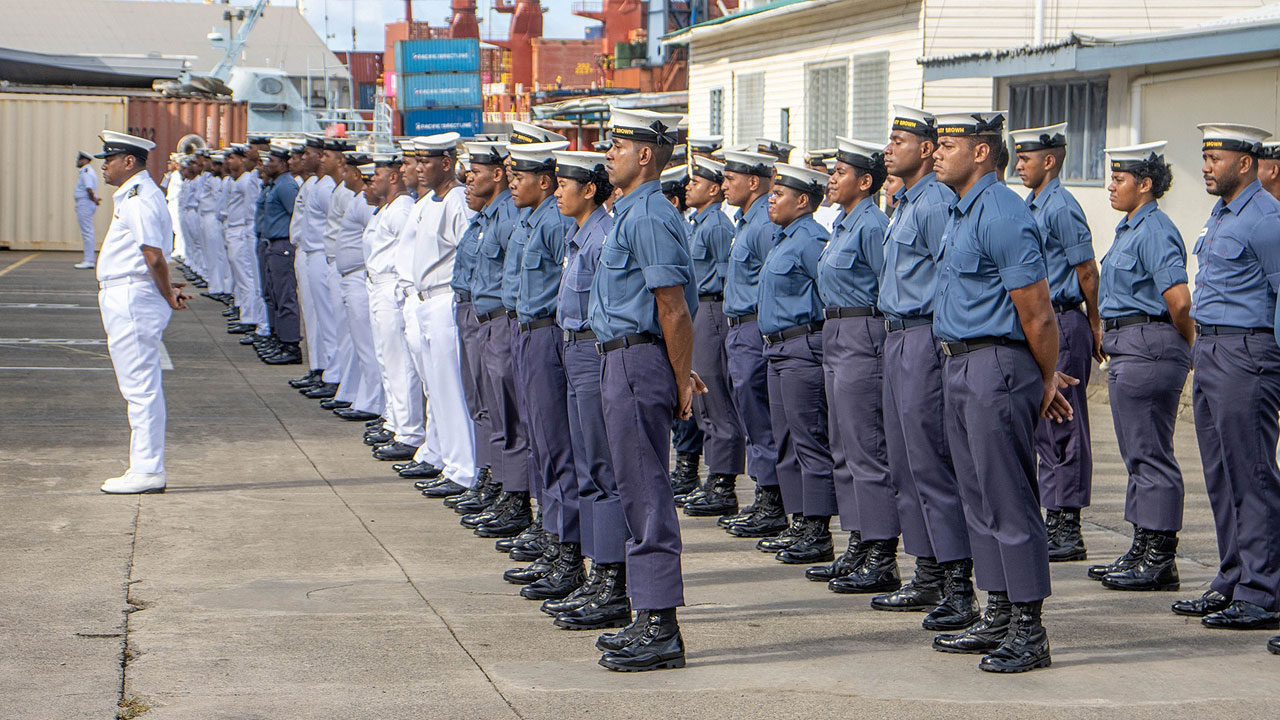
[343,150,372,167]
[510,120,567,145]
[1104,141,1169,172]
[414,132,460,156]
[267,141,293,160]
[1262,142,1280,161]
[457,157,471,173]
[609,108,683,146]
[228,143,250,157]
[397,138,419,157]
[691,156,726,183]
[95,130,155,159]
[591,139,611,153]
[464,140,509,166]
[835,137,885,170]
[209,150,226,162]
[322,137,354,153]
[552,151,607,182]
[891,105,936,137]
[289,140,306,155]
[372,152,402,168]
[78,150,94,162]
[688,135,723,154]
[774,162,829,196]
[721,150,777,178]
[710,148,725,161]
[754,138,795,161]
[508,141,569,172]
[1197,123,1271,155]
[304,133,327,149]
[935,111,1006,137]
[660,165,689,192]
[1010,123,1067,152]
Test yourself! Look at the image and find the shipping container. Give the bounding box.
[0,92,127,251]
[334,51,384,86]
[357,83,378,110]
[402,108,483,137]
[399,73,482,109]
[395,38,481,75]
[532,39,603,91]
[126,97,248,183]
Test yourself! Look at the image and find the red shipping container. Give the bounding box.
[531,39,603,90]
[126,97,248,183]
[334,51,384,86]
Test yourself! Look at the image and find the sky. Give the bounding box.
[149,1,596,52]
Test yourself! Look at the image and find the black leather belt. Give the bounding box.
[455,292,471,303]
[940,336,1023,357]
[885,315,933,332]
[1103,314,1169,331]
[727,313,757,328]
[825,306,880,320]
[763,322,823,346]
[563,328,596,342]
[506,309,518,320]
[518,317,557,333]
[476,308,506,323]
[596,332,659,355]
[1053,302,1082,314]
[699,293,724,302]
[1196,323,1273,336]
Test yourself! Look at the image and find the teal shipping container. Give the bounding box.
[395,39,481,74]
[399,73,482,109]
[403,108,483,137]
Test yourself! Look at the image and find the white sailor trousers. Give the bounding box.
[224,224,267,330]
[178,209,204,276]
[401,292,443,468]
[99,278,172,475]
[413,291,476,486]
[367,278,425,447]
[324,258,356,396]
[297,250,340,374]
[76,200,97,264]
[199,214,232,295]
[339,270,385,415]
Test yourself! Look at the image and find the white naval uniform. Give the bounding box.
[333,191,384,416]
[224,169,267,331]
[97,171,173,475]
[178,175,203,278]
[321,182,357,402]
[196,172,232,294]
[397,194,444,470]
[290,176,319,369]
[298,175,342,377]
[365,193,426,448]
[408,185,477,487]
[74,164,100,265]
[164,171,186,262]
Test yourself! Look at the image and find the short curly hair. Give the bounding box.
[1131,159,1173,199]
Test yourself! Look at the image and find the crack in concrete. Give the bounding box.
[117,500,142,716]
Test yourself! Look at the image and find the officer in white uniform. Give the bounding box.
[94,131,188,495]
[223,145,268,335]
[74,151,102,269]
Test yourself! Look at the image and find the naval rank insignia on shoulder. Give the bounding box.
[127,186,140,199]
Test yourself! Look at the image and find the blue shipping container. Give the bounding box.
[403,108,483,137]
[399,73,482,109]
[395,39,481,74]
[357,83,377,110]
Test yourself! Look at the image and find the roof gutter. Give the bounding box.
[663,0,846,47]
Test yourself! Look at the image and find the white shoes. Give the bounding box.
[100,471,166,494]
[74,262,95,269]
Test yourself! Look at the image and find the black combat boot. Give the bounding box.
[776,516,835,564]
[683,474,739,517]
[452,478,500,512]
[979,600,1051,673]
[718,481,761,528]
[933,591,1012,654]
[1048,507,1087,562]
[727,486,788,538]
[754,514,806,552]
[870,556,944,611]
[503,539,560,585]
[497,509,541,554]
[595,608,644,651]
[922,558,981,630]
[522,542,587,600]
[541,561,601,616]
[670,452,701,497]
[1088,526,1148,580]
[806,531,865,582]
[1101,530,1180,591]
[459,490,510,526]
[829,538,901,594]
[598,609,686,672]
[288,368,324,388]
[674,475,711,508]
[557,563,631,631]
[474,492,532,538]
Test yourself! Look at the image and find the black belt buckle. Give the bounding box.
[885,315,932,332]
[563,328,595,343]
[727,313,756,328]
[825,306,877,320]
[519,317,556,333]
[1052,302,1082,314]
[506,310,518,320]
[699,293,724,303]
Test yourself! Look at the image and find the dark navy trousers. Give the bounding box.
[725,319,780,487]
[944,344,1051,604]
[564,336,627,563]
[479,313,530,493]
[601,341,684,610]
[1104,322,1190,532]
[882,323,970,562]
[264,239,301,343]
[455,300,495,471]
[823,316,895,537]
[256,236,275,332]
[1035,308,1094,510]
[671,417,704,454]
[508,315,541,504]
[518,324,579,544]
[1193,332,1280,611]
[692,300,745,475]
[765,332,837,518]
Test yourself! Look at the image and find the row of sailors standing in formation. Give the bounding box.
[94,105,1280,674]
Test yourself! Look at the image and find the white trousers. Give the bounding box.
[413,293,477,486]
[324,258,355,394]
[100,279,172,475]
[225,225,267,330]
[168,202,186,262]
[179,209,204,277]
[76,200,97,264]
[199,214,232,294]
[401,293,443,467]
[367,280,425,447]
[339,271,385,415]
[297,250,340,374]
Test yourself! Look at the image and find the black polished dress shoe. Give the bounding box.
[829,538,901,594]
[871,557,944,612]
[423,480,467,498]
[497,513,538,553]
[806,532,865,582]
[599,609,685,672]
[683,475,739,517]
[979,600,1051,673]
[240,333,267,346]
[775,517,834,564]
[922,559,980,631]
[521,543,587,600]
[365,417,385,428]
[193,279,208,288]
[934,592,1012,654]
[221,306,239,318]
[414,475,450,491]
[288,369,324,388]
[319,398,350,410]
[263,344,303,365]
[503,541,559,585]
[1171,589,1231,617]
[372,441,418,461]
[1268,635,1280,655]
[400,461,444,479]
[1089,527,1149,580]
[334,408,380,421]
[556,564,631,630]
[1047,507,1086,562]
[542,564,601,616]
[1102,532,1179,591]
[363,430,394,446]
[1201,600,1280,630]
[727,486,788,538]
[669,452,701,497]
[303,382,339,399]
[755,515,805,552]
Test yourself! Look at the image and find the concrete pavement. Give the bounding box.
[2,250,1277,720]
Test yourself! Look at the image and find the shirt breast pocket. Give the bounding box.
[692,242,711,261]
[766,254,803,297]
[481,238,502,261]
[946,247,985,302]
[599,245,631,303]
[1209,235,1247,262]
[828,247,858,270]
[522,250,545,271]
[729,241,752,263]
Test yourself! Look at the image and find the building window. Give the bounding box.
[779,108,790,144]
[709,88,724,136]
[736,71,764,143]
[1010,77,1108,183]
[806,61,847,150]
[851,52,889,140]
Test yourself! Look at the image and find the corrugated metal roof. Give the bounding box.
[0,0,348,80]
[662,0,834,45]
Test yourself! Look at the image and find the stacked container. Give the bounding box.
[394,38,483,137]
